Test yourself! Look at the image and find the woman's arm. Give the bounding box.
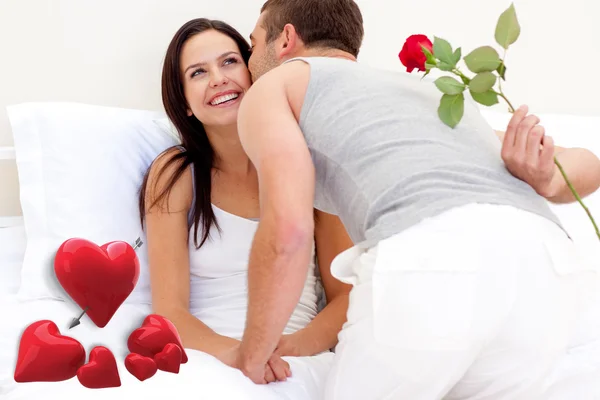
[275,210,354,357]
[144,149,238,360]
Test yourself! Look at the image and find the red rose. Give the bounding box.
[399,34,433,73]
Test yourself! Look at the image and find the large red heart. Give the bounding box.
[54,238,140,328]
[127,314,188,363]
[124,353,157,381]
[154,343,182,374]
[14,320,86,383]
[76,346,121,389]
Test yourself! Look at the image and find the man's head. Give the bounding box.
[248,0,364,81]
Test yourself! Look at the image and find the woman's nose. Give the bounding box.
[209,71,228,88]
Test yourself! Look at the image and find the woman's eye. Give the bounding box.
[224,57,238,66]
[191,69,205,78]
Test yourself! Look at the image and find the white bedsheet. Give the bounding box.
[0,295,333,400]
[1,283,599,400]
[2,295,600,400]
[544,279,600,399]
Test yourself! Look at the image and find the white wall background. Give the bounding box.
[1,0,599,216]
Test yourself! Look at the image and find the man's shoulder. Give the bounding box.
[250,60,311,121]
[255,59,311,88]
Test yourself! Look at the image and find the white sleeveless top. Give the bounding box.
[128,148,322,338]
[186,181,321,340]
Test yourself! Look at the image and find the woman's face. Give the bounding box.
[180,30,252,128]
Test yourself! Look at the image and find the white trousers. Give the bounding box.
[323,204,598,400]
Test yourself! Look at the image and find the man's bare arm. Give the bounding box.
[495,106,600,203]
[236,69,316,380]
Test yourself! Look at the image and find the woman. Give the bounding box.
[138,18,353,395]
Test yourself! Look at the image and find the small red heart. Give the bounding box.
[54,238,140,328]
[14,320,86,383]
[124,353,157,382]
[154,343,182,374]
[127,314,188,363]
[76,346,121,389]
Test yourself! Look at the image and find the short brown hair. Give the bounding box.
[260,0,364,57]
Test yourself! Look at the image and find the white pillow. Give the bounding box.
[153,118,182,144]
[479,108,600,266]
[7,102,179,303]
[0,221,26,296]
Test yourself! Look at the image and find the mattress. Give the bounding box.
[1,225,599,399]
[0,222,334,400]
[0,295,333,400]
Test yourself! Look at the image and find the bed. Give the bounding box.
[1,104,600,400]
[0,222,333,400]
[0,103,340,400]
[0,225,336,400]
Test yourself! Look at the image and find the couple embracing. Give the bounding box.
[140,0,600,399]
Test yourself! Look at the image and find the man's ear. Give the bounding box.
[279,23,300,58]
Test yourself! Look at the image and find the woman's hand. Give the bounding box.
[218,337,292,384]
[212,336,244,366]
[237,354,291,384]
[274,332,307,357]
[267,353,292,382]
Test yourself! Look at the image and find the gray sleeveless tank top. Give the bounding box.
[283,56,564,247]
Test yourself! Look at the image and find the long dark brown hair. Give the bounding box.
[138,18,252,248]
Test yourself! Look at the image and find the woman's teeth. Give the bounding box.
[211,93,239,106]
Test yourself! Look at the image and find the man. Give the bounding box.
[232,0,600,398]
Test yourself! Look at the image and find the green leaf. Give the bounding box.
[438,93,465,128]
[470,89,499,106]
[469,72,497,93]
[434,76,466,95]
[495,3,521,49]
[497,63,507,80]
[438,62,454,72]
[421,45,436,65]
[464,46,502,73]
[452,48,462,65]
[433,37,454,66]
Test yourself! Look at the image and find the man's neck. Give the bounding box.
[292,47,357,62]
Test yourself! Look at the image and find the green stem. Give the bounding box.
[496,51,513,113]
[554,157,600,240]
[497,91,516,113]
[452,68,471,84]
[499,94,599,241]
[498,49,507,96]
